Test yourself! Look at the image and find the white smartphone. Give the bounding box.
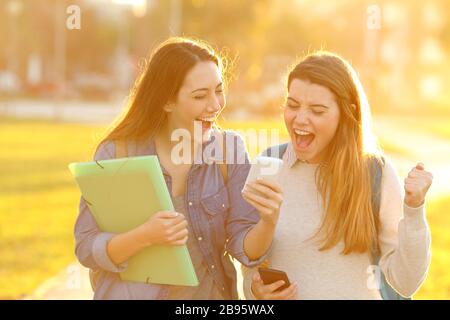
[244,156,283,187]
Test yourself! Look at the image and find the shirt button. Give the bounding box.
[222,286,225,291]
[188,201,193,206]
[197,236,203,241]
[211,265,215,269]
[222,204,225,208]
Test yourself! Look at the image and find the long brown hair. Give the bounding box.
[97,37,224,152]
[288,52,383,255]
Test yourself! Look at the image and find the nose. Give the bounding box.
[206,95,223,113]
[293,108,310,126]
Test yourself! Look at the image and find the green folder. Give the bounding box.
[68,155,198,287]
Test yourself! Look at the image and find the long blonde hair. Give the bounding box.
[288,52,383,255]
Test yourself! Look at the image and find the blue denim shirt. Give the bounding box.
[74,130,267,299]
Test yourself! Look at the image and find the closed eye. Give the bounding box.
[312,109,325,115]
[286,103,299,109]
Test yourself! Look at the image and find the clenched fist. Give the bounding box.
[404,163,433,208]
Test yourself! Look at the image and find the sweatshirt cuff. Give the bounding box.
[249,281,258,300]
[242,267,258,300]
[403,203,427,229]
[92,232,128,273]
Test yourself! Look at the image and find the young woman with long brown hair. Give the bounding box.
[74,37,282,300]
[242,52,433,300]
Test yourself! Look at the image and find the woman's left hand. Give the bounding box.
[242,178,283,226]
[404,162,433,208]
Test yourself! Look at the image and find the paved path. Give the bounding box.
[25,261,93,300]
[373,116,450,199]
[0,99,122,124]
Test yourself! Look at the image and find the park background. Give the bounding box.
[1,0,450,299]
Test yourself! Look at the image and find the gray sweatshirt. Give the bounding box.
[242,143,431,300]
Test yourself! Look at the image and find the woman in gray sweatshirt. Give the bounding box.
[242,51,432,300]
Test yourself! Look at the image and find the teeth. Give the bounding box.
[196,117,215,122]
[294,129,312,136]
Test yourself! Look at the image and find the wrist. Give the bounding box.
[131,225,152,249]
[259,216,278,230]
[404,198,425,208]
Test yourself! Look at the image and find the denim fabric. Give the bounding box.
[74,131,267,299]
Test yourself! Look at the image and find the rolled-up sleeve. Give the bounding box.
[224,132,270,267]
[74,140,128,273]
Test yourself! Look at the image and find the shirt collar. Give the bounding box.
[285,141,320,168]
[143,129,224,166]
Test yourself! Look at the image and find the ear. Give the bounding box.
[163,103,174,113]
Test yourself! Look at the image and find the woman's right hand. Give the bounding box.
[134,211,188,247]
[242,178,283,227]
[251,272,298,300]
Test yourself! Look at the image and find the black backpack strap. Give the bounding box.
[261,143,289,159]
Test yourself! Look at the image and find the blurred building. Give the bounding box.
[0,0,448,115]
[362,0,449,114]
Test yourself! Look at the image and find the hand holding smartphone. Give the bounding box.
[242,156,284,226]
[258,267,291,292]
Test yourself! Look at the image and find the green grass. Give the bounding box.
[414,196,450,300]
[0,117,105,299]
[0,117,449,299]
[419,122,450,140]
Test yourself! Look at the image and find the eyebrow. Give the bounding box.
[191,82,223,94]
[287,97,300,104]
[310,104,329,109]
[287,97,329,109]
